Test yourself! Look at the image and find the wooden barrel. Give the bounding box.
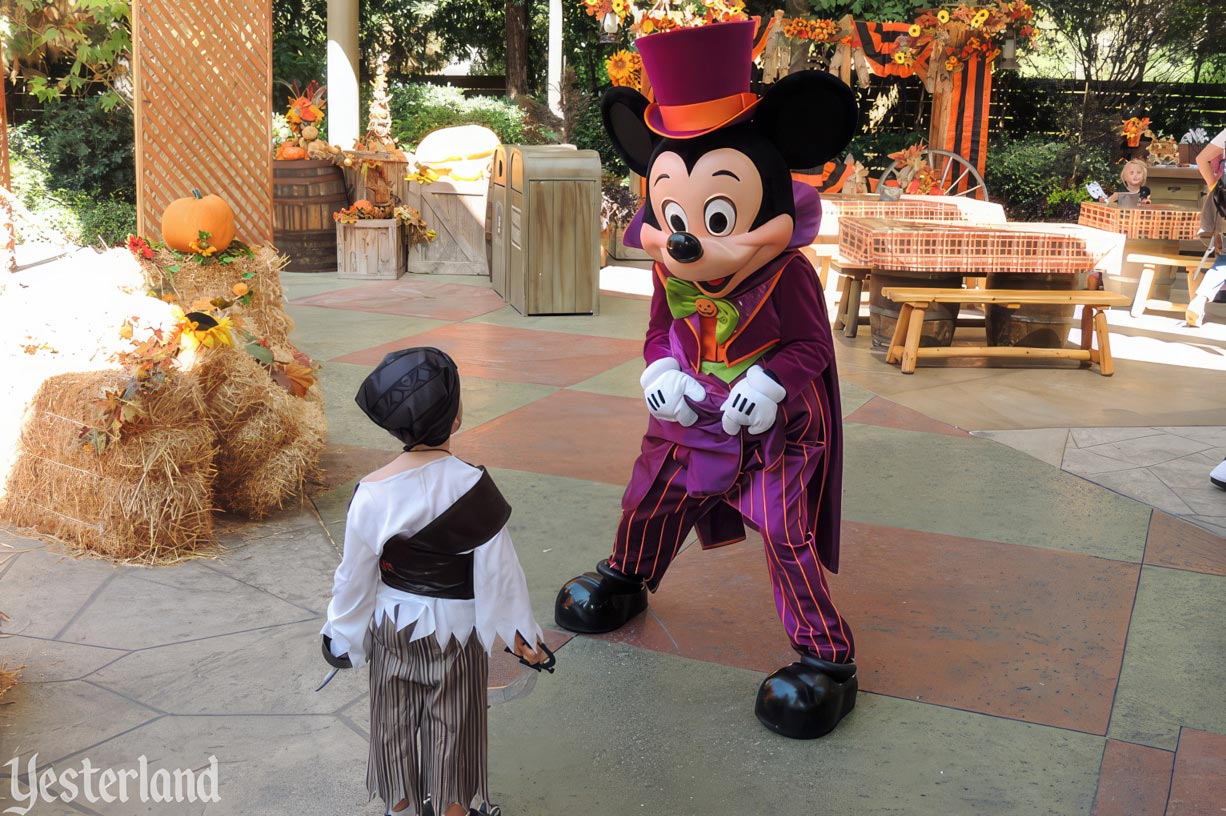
[869,272,963,349]
[984,273,1076,348]
[273,160,348,273]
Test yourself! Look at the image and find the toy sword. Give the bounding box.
[315,667,340,692]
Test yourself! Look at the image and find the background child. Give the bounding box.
[1106,159,1152,204]
[321,347,547,816]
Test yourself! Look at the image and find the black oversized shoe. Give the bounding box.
[554,559,648,634]
[754,655,857,739]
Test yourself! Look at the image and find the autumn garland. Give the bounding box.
[777,1,1037,74]
[80,240,322,453]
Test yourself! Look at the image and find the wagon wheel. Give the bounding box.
[877,148,989,201]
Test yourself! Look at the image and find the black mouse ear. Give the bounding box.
[602,87,657,177]
[754,71,859,169]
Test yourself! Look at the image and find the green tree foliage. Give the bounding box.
[2,0,132,111]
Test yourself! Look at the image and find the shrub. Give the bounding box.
[984,137,1071,220]
[573,102,625,177]
[26,96,136,201]
[389,82,530,148]
[8,122,136,246]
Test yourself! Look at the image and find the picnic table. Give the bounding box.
[836,217,1127,369]
[1077,201,1206,317]
[813,195,1007,336]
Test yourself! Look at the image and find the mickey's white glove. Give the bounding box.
[720,365,786,436]
[641,358,706,427]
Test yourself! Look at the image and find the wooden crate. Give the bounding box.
[404,178,489,276]
[337,220,405,280]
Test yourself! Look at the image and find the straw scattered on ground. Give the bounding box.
[0,370,217,564]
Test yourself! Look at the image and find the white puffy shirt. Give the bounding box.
[321,456,543,669]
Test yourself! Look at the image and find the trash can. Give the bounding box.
[487,145,510,296]
[505,146,601,315]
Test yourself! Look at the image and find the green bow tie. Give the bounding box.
[665,278,739,344]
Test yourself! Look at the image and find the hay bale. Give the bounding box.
[141,245,295,349]
[0,371,217,563]
[193,347,326,518]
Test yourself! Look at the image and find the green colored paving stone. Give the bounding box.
[488,637,1104,816]
[470,295,649,341]
[1109,566,1226,750]
[319,362,556,450]
[842,424,1151,562]
[279,272,372,300]
[285,304,447,362]
[839,378,875,416]
[569,357,646,399]
[488,467,628,625]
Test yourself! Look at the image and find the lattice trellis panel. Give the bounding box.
[133,0,273,244]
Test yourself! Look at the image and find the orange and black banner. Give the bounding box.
[941,55,992,182]
[853,21,923,78]
[793,161,853,194]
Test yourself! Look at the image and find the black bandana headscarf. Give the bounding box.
[355,347,461,450]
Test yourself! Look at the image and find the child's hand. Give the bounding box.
[513,632,546,665]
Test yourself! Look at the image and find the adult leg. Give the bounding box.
[556,447,715,633]
[1187,253,1226,326]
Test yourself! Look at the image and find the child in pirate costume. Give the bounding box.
[321,347,548,816]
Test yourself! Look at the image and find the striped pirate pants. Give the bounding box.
[366,615,489,814]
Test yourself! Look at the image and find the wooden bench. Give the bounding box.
[830,256,871,338]
[881,288,1132,375]
[1124,249,1208,318]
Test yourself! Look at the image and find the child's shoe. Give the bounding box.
[1186,295,1208,328]
[1211,458,1226,490]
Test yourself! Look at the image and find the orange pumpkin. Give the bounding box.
[162,190,237,254]
[276,142,307,160]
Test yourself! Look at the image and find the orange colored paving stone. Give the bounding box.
[844,395,973,437]
[1143,512,1226,577]
[452,389,647,485]
[292,279,508,321]
[1091,740,1173,816]
[603,519,1139,733]
[332,322,643,388]
[1166,729,1226,815]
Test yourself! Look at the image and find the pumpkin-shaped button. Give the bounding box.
[695,297,718,318]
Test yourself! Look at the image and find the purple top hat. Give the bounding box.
[638,20,761,139]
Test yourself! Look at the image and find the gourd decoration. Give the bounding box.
[162,190,237,254]
[276,142,308,161]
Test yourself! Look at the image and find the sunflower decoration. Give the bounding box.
[945,55,960,72]
[177,309,236,352]
[606,49,642,88]
[908,23,922,37]
[937,9,950,23]
[970,8,992,29]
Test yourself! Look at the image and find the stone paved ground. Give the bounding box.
[1,272,1224,815]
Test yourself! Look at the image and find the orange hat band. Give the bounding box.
[654,92,759,134]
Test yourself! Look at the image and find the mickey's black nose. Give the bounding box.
[667,232,703,264]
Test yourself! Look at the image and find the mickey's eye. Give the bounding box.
[662,200,689,233]
[704,197,736,237]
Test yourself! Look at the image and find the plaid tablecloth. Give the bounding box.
[838,217,1126,275]
[817,194,1007,237]
[1077,202,1200,241]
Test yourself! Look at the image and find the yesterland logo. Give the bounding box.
[4,754,220,814]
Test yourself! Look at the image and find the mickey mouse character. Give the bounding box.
[554,20,860,739]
